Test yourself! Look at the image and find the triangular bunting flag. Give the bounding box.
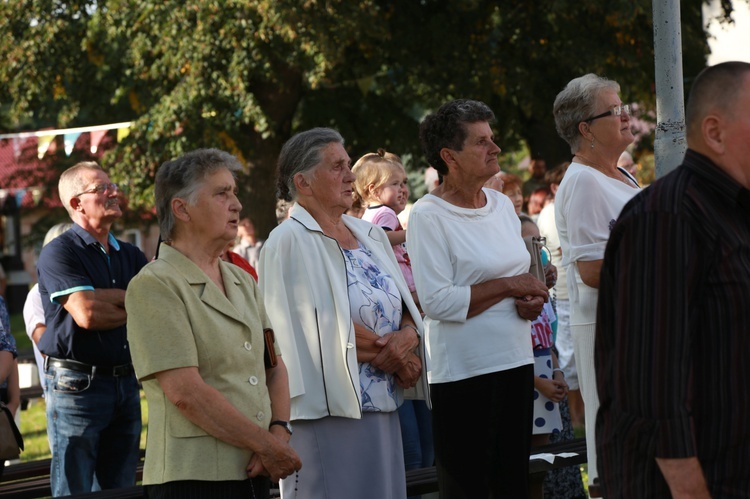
[116,126,130,142]
[11,137,22,160]
[15,189,26,206]
[31,187,43,205]
[90,130,106,153]
[64,132,82,156]
[37,135,56,159]
[356,75,375,96]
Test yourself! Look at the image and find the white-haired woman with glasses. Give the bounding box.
[552,74,640,496]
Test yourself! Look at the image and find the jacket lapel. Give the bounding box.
[198,263,246,324]
[159,243,246,324]
[345,219,388,257]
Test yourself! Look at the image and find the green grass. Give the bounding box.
[10,312,32,351]
[17,398,51,461]
[18,392,149,462]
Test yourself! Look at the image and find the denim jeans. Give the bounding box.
[397,399,434,470]
[46,365,141,496]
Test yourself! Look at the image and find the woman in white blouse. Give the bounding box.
[553,74,641,497]
[408,99,549,498]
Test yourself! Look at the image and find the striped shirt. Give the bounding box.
[595,149,750,497]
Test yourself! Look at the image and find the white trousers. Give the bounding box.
[571,322,598,485]
[554,299,578,390]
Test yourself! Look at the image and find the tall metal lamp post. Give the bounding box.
[652,0,688,178]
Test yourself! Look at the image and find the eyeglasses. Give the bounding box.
[584,104,631,123]
[74,183,118,197]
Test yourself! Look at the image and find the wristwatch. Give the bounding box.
[269,420,293,435]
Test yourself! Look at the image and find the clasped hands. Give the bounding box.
[536,375,568,403]
[355,323,421,389]
[247,427,301,482]
[512,273,550,321]
[373,326,421,388]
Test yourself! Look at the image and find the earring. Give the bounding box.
[591,139,595,149]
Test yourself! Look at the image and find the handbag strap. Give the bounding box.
[0,401,24,450]
[525,235,547,283]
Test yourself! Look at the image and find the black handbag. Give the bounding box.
[0,401,23,460]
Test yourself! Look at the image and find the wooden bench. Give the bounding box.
[0,451,145,498]
[0,452,286,499]
[67,487,145,499]
[529,437,588,474]
[404,437,587,495]
[19,385,44,411]
[1,482,282,499]
[1,439,586,497]
[0,476,54,499]
[0,458,51,484]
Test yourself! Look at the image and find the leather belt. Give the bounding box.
[45,357,134,378]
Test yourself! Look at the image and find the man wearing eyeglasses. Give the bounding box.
[596,62,750,497]
[37,161,147,496]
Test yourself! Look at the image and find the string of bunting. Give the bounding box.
[0,121,133,159]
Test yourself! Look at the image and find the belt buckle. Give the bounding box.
[48,357,94,376]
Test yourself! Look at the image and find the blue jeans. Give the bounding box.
[46,365,141,496]
[398,399,434,470]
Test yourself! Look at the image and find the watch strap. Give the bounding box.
[270,420,293,434]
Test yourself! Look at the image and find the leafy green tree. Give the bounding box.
[0,1,732,237]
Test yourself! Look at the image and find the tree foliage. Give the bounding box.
[0,0,729,237]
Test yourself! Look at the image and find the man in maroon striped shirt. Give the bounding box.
[596,61,750,498]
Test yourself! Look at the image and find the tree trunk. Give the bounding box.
[239,139,285,241]
[523,115,573,170]
[239,60,304,240]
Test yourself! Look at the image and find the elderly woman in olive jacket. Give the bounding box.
[127,149,300,499]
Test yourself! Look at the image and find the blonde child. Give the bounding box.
[352,149,418,305]
[353,150,434,475]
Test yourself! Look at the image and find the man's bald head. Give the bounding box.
[686,61,750,143]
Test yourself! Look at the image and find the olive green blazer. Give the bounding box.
[126,243,279,484]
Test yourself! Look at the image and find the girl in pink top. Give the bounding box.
[354,150,433,474]
[352,150,419,310]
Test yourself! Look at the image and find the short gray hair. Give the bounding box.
[43,223,73,247]
[553,74,620,153]
[155,148,242,240]
[58,161,103,217]
[276,128,345,201]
